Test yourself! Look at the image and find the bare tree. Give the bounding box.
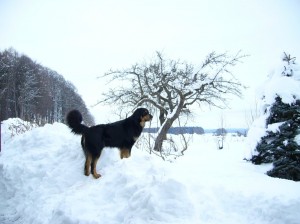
[17,55,40,121]
[99,51,246,152]
[215,112,227,150]
[245,97,261,129]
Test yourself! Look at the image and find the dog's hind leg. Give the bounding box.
[120,148,131,159]
[82,135,92,176]
[91,152,102,179]
[84,152,92,176]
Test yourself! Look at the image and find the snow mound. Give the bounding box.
[259,75,300,105]
[1,121,300,224]
[258,57,300,106]
[0,122,192,224]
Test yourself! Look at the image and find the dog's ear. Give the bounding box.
[132,108,143,120]
[132,108,148,119]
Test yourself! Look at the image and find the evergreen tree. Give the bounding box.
[249,53,300,181]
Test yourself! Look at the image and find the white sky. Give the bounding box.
[1,0,299,128]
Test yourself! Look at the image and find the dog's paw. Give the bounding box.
[84,168,90,176]
[93,173,101,179]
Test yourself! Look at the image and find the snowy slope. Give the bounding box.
[1,121,300,224]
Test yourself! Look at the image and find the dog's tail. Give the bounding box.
[66,110,89,135]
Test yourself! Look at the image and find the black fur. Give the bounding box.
[66,108,152,179]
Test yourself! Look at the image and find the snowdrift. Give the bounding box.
[1,120,300,224]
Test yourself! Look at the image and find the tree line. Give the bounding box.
[144,127,247,136]
[145,126,205,135]
[0,48,94,125]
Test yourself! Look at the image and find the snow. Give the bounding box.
[245,114,268,157]
[259,75,300,105]
[1,119,300,224]
[258,60,300,106]
[1,118,38,145]
[295,133,300,146]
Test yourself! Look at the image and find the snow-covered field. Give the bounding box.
[1,119,300,224]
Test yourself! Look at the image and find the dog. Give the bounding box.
[66,108,152,179]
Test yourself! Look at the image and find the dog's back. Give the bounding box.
[101,117,141,149]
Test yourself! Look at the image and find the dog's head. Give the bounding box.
[132,108,153,127]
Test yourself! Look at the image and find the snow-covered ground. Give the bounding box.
[1,120,300,224]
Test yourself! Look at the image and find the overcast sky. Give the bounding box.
[1,0,299,128]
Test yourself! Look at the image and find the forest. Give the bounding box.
[0,48,94,125]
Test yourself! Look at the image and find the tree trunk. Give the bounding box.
[154,118,174,151]
[158,108,168,140]
[159,108,165,125]
[154,96,184,152]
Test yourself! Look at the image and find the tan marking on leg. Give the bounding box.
[84,153,92,176]
[91,156,101,179]
[120,149,131,159]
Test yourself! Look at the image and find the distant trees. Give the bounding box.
[0,48,94,125]
[145,126,205,135]
[214,128,227,136]
[100,51,246,152]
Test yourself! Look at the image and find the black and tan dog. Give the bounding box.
[66,108,152,179]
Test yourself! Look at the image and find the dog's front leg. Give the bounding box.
[120,148,131,159]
